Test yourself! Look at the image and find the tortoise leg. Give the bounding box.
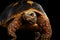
[8,27,17,40]
[8,31,17,40]
[10,32,16,40]
[35,32,40,40]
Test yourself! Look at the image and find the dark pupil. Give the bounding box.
[30,13,33,16]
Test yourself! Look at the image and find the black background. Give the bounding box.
[0,0,59,40]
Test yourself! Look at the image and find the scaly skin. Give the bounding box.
[8,14,22,40]
[0,8,52,40]
[37,12,52,40]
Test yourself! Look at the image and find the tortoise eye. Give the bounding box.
[30,13,33,16]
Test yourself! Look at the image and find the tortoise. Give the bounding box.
[0,0,52,40]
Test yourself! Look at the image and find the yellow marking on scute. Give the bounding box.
[27,1,34,6]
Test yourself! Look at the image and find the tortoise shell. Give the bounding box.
[0,0,46,26]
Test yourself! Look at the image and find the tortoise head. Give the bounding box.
[22,11,37,24]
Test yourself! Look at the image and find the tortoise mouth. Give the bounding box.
[23,16,37,24]
[24,19,36,24]
[27,20,36,24]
